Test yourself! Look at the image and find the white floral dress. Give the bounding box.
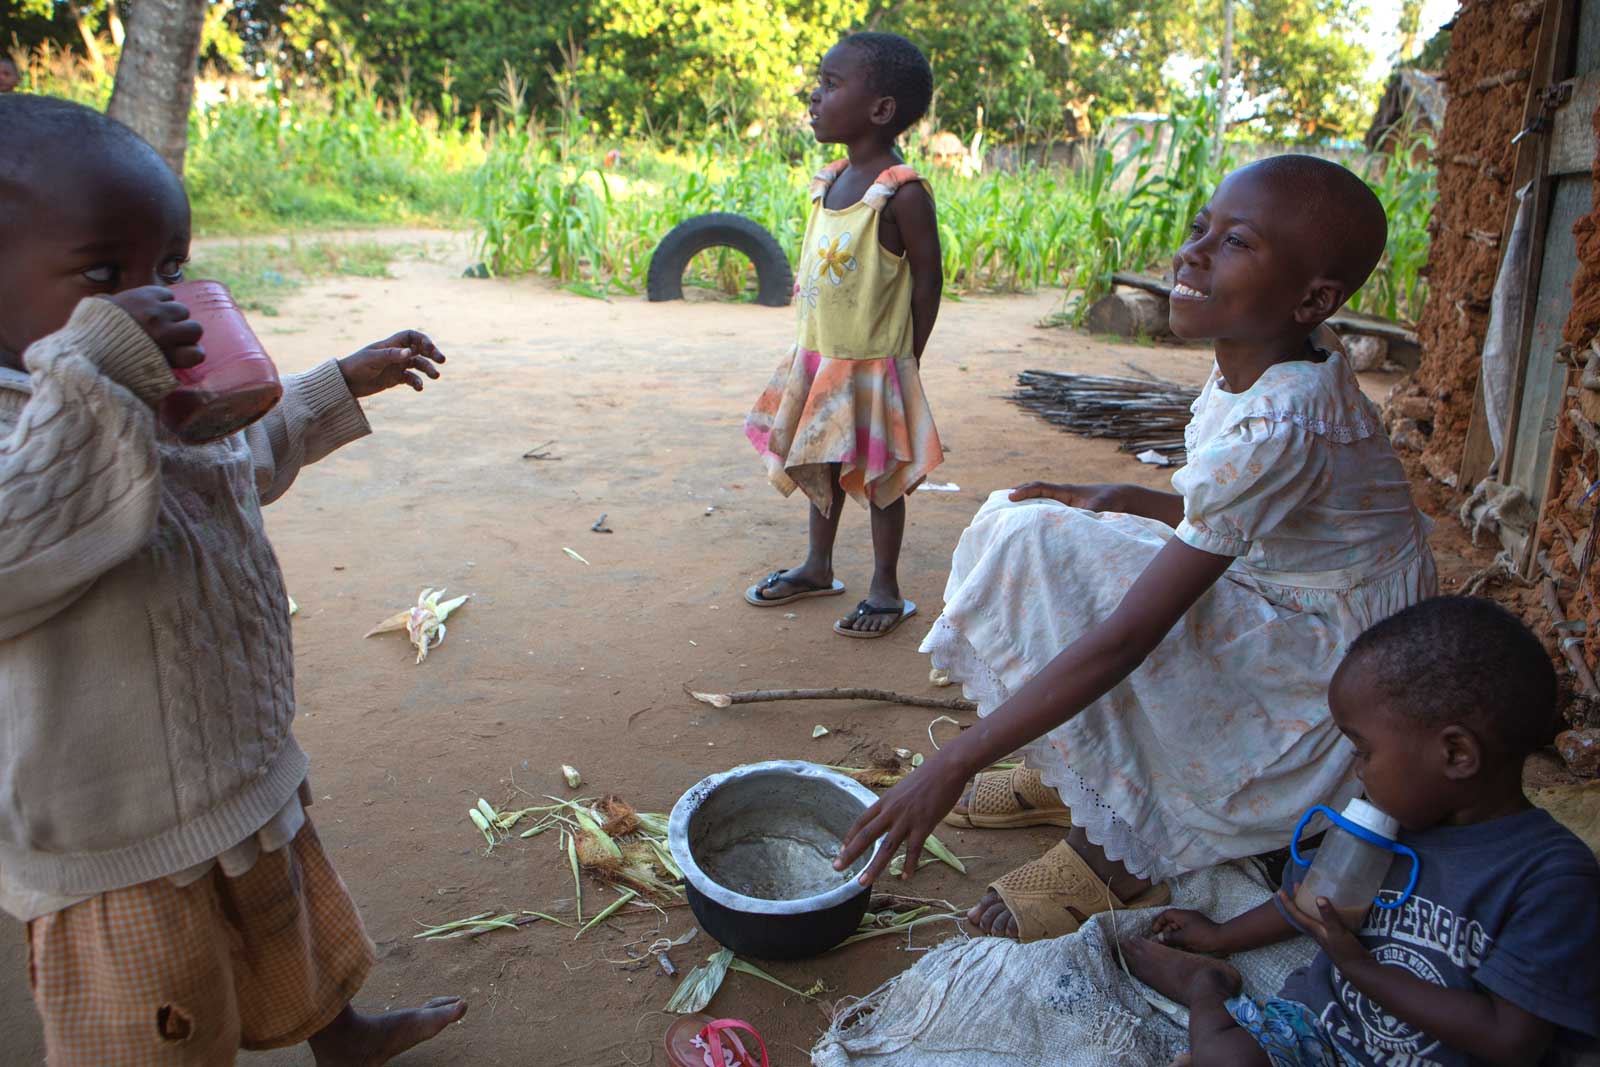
[922,353,1436,881]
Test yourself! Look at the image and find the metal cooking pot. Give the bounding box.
[668,761,885,959]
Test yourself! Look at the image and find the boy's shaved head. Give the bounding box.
[1235,155,1388,293]
[0,95,177,233]
[0,95,191,366]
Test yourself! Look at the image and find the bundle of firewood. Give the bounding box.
[1010,370,1199,463]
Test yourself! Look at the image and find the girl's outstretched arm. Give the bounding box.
[1010,481,1185,526]
[835,537,1234,881]
[893,183,942,358]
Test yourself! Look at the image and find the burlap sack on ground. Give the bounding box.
[812,860,1313,1067]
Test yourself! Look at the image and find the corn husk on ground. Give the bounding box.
[429,784,971,1016]
[464,794,685,921]
[364,588,469,663]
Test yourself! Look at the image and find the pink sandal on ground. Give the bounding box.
[664,1015,769,1067]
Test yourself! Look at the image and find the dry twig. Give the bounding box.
[684,684,975,712]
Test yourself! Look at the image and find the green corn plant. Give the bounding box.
[1349,121,1438,324]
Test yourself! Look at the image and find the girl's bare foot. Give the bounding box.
[750,564,836,602]
[1122,936,1242,1006]
[308,998,467,1066]
[967,891,1024,937]
[834,594,907,634]
[967,830,1151,936]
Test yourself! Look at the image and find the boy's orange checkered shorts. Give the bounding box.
[26,820,375,1066]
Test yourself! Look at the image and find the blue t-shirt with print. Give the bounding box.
[1277,807,1600,1066]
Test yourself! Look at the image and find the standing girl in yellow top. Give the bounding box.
[744,31,945,638]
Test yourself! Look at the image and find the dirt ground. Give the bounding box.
[0,235,1479,1066]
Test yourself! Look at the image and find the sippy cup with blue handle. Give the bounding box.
[1290,797,1420,930]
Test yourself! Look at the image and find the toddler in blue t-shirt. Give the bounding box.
[1122,596,1600,1067]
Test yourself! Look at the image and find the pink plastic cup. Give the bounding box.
[158,280,283,444]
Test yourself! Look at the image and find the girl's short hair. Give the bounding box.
[841,32,933,137]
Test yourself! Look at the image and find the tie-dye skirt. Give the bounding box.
[745,344,943,515]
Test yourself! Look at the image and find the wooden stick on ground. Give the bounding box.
[684,684,976,712]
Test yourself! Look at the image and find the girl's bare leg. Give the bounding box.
[759,467,846,598]
[839,494,907,633]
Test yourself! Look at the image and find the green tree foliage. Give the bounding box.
[867,0,1187,140]
[1,0,99,56]
[1199,0,1375,139]
[0,0,1381,142]
[578,0,865,135]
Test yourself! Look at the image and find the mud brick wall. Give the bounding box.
[1399,0,1542,483]
[1537,104,1600,712]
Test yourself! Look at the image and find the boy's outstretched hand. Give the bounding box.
[338,330,446,398]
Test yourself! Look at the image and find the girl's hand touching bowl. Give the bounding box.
[834,752,969,885]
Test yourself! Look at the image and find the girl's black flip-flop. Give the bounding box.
[833,599,918,639]
[744,570,846,606]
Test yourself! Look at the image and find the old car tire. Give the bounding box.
[646,212,793,307]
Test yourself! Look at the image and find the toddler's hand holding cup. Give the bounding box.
[105,285,205,370]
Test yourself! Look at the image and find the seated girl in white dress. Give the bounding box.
[833,155,1437,942]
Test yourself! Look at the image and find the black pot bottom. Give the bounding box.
[685,881,871,960]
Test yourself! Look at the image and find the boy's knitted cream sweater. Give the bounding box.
[0,298,369,907]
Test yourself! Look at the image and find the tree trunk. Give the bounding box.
[107,0,208,176]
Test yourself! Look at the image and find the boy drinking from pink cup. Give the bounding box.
[0,94,464,1064]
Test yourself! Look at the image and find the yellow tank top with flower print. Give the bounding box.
[794,161,926,361]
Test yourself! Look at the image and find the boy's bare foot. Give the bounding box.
[1122,936,1241,1007]
[308,998,467,1066]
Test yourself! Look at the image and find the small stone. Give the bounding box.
[1391,418,1428,454]
[1344,334,1388,373]
[1395,396,1434,422]
[1557,728,1600,778]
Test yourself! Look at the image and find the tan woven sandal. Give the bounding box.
[987,840,1172,943]
[942,766,1073,829]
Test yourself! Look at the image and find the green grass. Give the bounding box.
[184,88,484,235]
[17,49,483,237]
[187,240,399,315]
[469,116,1436,324]
[19,48,1437,324]
[466,98,1231,313]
